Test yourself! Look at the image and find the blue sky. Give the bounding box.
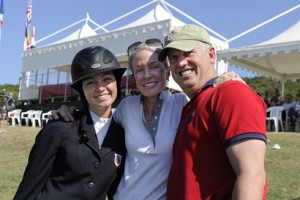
[0,0,300,85]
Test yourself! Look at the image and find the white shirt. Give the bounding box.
[113,89,189,200]
[89,110,112,148]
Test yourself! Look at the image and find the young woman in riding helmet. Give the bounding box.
[14,46,126,200]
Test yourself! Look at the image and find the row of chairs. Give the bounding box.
[7,109,52,127]
[6,107,299,131]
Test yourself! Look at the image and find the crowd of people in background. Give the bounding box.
[260,88,300,131]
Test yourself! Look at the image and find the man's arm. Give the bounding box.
[226,139,267,200]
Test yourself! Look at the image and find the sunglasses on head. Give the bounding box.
[127,38,163,56]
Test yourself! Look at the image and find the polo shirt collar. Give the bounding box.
[139,87,171,103]
[191,76,218,100]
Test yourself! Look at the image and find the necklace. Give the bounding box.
[144,108,153,126]
[143,98,158,127]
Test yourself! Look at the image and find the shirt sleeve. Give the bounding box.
[112,99,125,125]
[212,82,267,148]
[13,123,61,200]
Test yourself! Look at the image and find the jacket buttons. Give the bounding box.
[88,182,94,189]
[94,162,100,169]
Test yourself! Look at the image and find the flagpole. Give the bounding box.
[0,0,4,44]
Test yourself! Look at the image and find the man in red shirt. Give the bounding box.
[159,24,268,200]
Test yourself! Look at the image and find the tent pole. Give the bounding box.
[64,73,68,102]
[281,79,285,97]
[35,18,86,45]
[126,72,129,96]
[163,1,227,41]
[39,74,44,104]
[227,4,300,43]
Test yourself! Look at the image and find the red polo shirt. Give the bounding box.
[167,80,268,200]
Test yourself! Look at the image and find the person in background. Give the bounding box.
[5,93,15,112]
[282,94,296,128]
[158,24,268,200]
[262,90,270,107]
[288,93,300,131]
[269,95,278,107]
[272,88,283,105]
[282,94,295,111]
[14,46,126,200]
[5,93,15,124]
[0,105,7,121]
[50,39,245,199]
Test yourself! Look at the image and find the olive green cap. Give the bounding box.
[158,24,212,61]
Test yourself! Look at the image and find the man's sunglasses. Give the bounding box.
[127,38,163,56]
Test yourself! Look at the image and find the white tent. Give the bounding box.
[50,23,97,45]
[117,3,185,29]
[19,0,229,102]
[218,20,300,95]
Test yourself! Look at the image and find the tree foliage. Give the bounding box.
[243,76,300,98]
[0,84,19,102]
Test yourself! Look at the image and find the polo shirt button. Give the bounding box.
[154,116,158,119]
[94,162,100,169]
[88,182,94,189]
[153,127,156,130]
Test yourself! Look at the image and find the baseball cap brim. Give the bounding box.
[158,40,199,61]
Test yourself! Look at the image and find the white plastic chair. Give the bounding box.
[21,110,35,126]
[30,110,43,127]
[7,109,22,126]
[42,111,52,126]
[266,106,284,132]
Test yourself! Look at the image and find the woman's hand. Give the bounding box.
[49,105,76,121]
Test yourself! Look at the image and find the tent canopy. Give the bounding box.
[20,1,229,101]
[218,20,300,82]
[117,3,185,30]
[50,23,97,45]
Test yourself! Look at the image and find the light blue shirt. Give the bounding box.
[282,101,296,110]
[113,89,189,200]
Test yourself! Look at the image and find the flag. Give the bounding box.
[24,0,32,50]
[0,0,4,28]
[26,0,32,26]
[24,25,31,50]
[31,26,36,48]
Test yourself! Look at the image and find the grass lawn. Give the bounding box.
[266,132,300,200]
[0,125,300,199]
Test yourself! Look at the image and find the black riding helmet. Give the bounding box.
[71,46,126,101]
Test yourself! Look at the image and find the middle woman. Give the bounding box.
[113,39,189,200]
